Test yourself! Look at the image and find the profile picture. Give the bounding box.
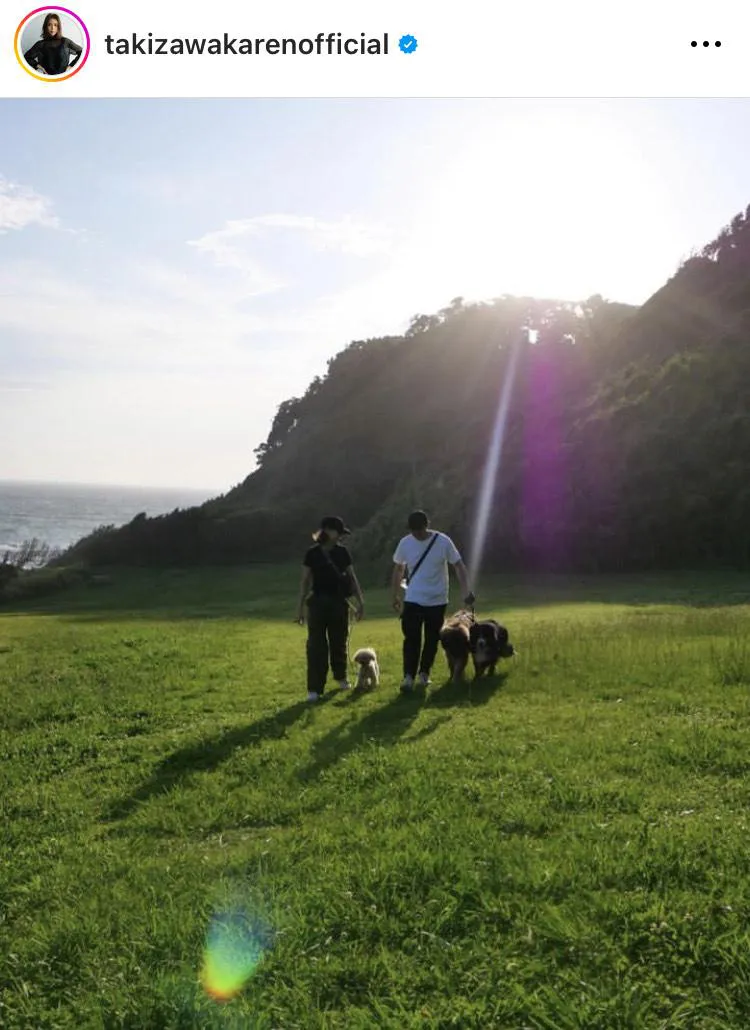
[15,7,90,81]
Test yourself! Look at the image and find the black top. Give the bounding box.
[303,543,352,597]
[24,38,83,75]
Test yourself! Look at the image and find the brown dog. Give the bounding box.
[439,609,476,682]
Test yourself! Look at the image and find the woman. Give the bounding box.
[24,13,83,76]
[297,516,364,703]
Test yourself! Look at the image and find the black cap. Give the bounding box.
[407,510,429,531]
[320,516,351,536]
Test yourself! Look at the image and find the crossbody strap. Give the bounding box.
[405,532,439,585]
[320,544,351,586]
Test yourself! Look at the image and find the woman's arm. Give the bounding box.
[297,566,312,623]
[66,38,83,65]
[23,42,44,70]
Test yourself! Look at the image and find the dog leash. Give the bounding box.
[345,597,357,671]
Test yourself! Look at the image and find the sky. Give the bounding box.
[3,98,750,491]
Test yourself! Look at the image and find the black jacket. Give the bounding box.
[24,38,82,75]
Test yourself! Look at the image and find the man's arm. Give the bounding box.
[451,560,475,605]
[391,562,406,611]
[297,566,313,622]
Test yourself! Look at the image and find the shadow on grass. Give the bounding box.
[298,689,433,781]
[104,700,310,821]
[425,671,509,708]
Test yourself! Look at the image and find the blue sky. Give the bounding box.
[3,98,750,490]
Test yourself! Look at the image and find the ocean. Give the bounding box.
[0,480,217,556]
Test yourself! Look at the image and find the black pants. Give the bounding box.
[401,602,446,678]
[306,594,350,694]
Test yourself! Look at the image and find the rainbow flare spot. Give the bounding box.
[201,909,268,1002]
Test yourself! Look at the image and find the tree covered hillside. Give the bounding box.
[58,205,750,575]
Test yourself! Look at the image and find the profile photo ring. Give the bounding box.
[14,6,90,82]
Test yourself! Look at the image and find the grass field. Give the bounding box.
[3,567,750,1028]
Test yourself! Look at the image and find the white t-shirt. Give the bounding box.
[393,531,462,607]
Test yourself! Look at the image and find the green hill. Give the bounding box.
[57,204,750,574]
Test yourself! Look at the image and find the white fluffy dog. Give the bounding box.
[352,647,379,690]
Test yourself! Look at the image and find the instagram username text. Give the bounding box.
[104,32,391,57]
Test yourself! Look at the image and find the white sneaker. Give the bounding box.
[417,672,431,687]
[400,675,415,693]
[307,691,320,703]
[339,680,352,691]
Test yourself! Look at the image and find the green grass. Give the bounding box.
[3,568,750,1028]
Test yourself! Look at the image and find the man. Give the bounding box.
[391,510,475,692]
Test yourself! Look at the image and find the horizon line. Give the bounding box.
[0,477,227,493]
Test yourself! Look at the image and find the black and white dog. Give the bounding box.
[469,619,516,678]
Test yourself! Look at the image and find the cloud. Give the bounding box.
[0,208,423,489]
[248,214,392,257]
[0,209,404,424]
[0,378,52,393]
[186,223,283,294]
[188,212,392,281]
[0,253,330,386]
[0,176,58,233]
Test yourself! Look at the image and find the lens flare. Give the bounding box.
[467,333,524,588]
[201,908,268,1002]
[520,341,569,567]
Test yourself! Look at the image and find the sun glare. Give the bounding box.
[417,110,672,304]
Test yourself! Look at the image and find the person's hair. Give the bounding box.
[42,12,63,39]
[408,510,429,531]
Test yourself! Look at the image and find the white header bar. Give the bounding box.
[3,0,748,98]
